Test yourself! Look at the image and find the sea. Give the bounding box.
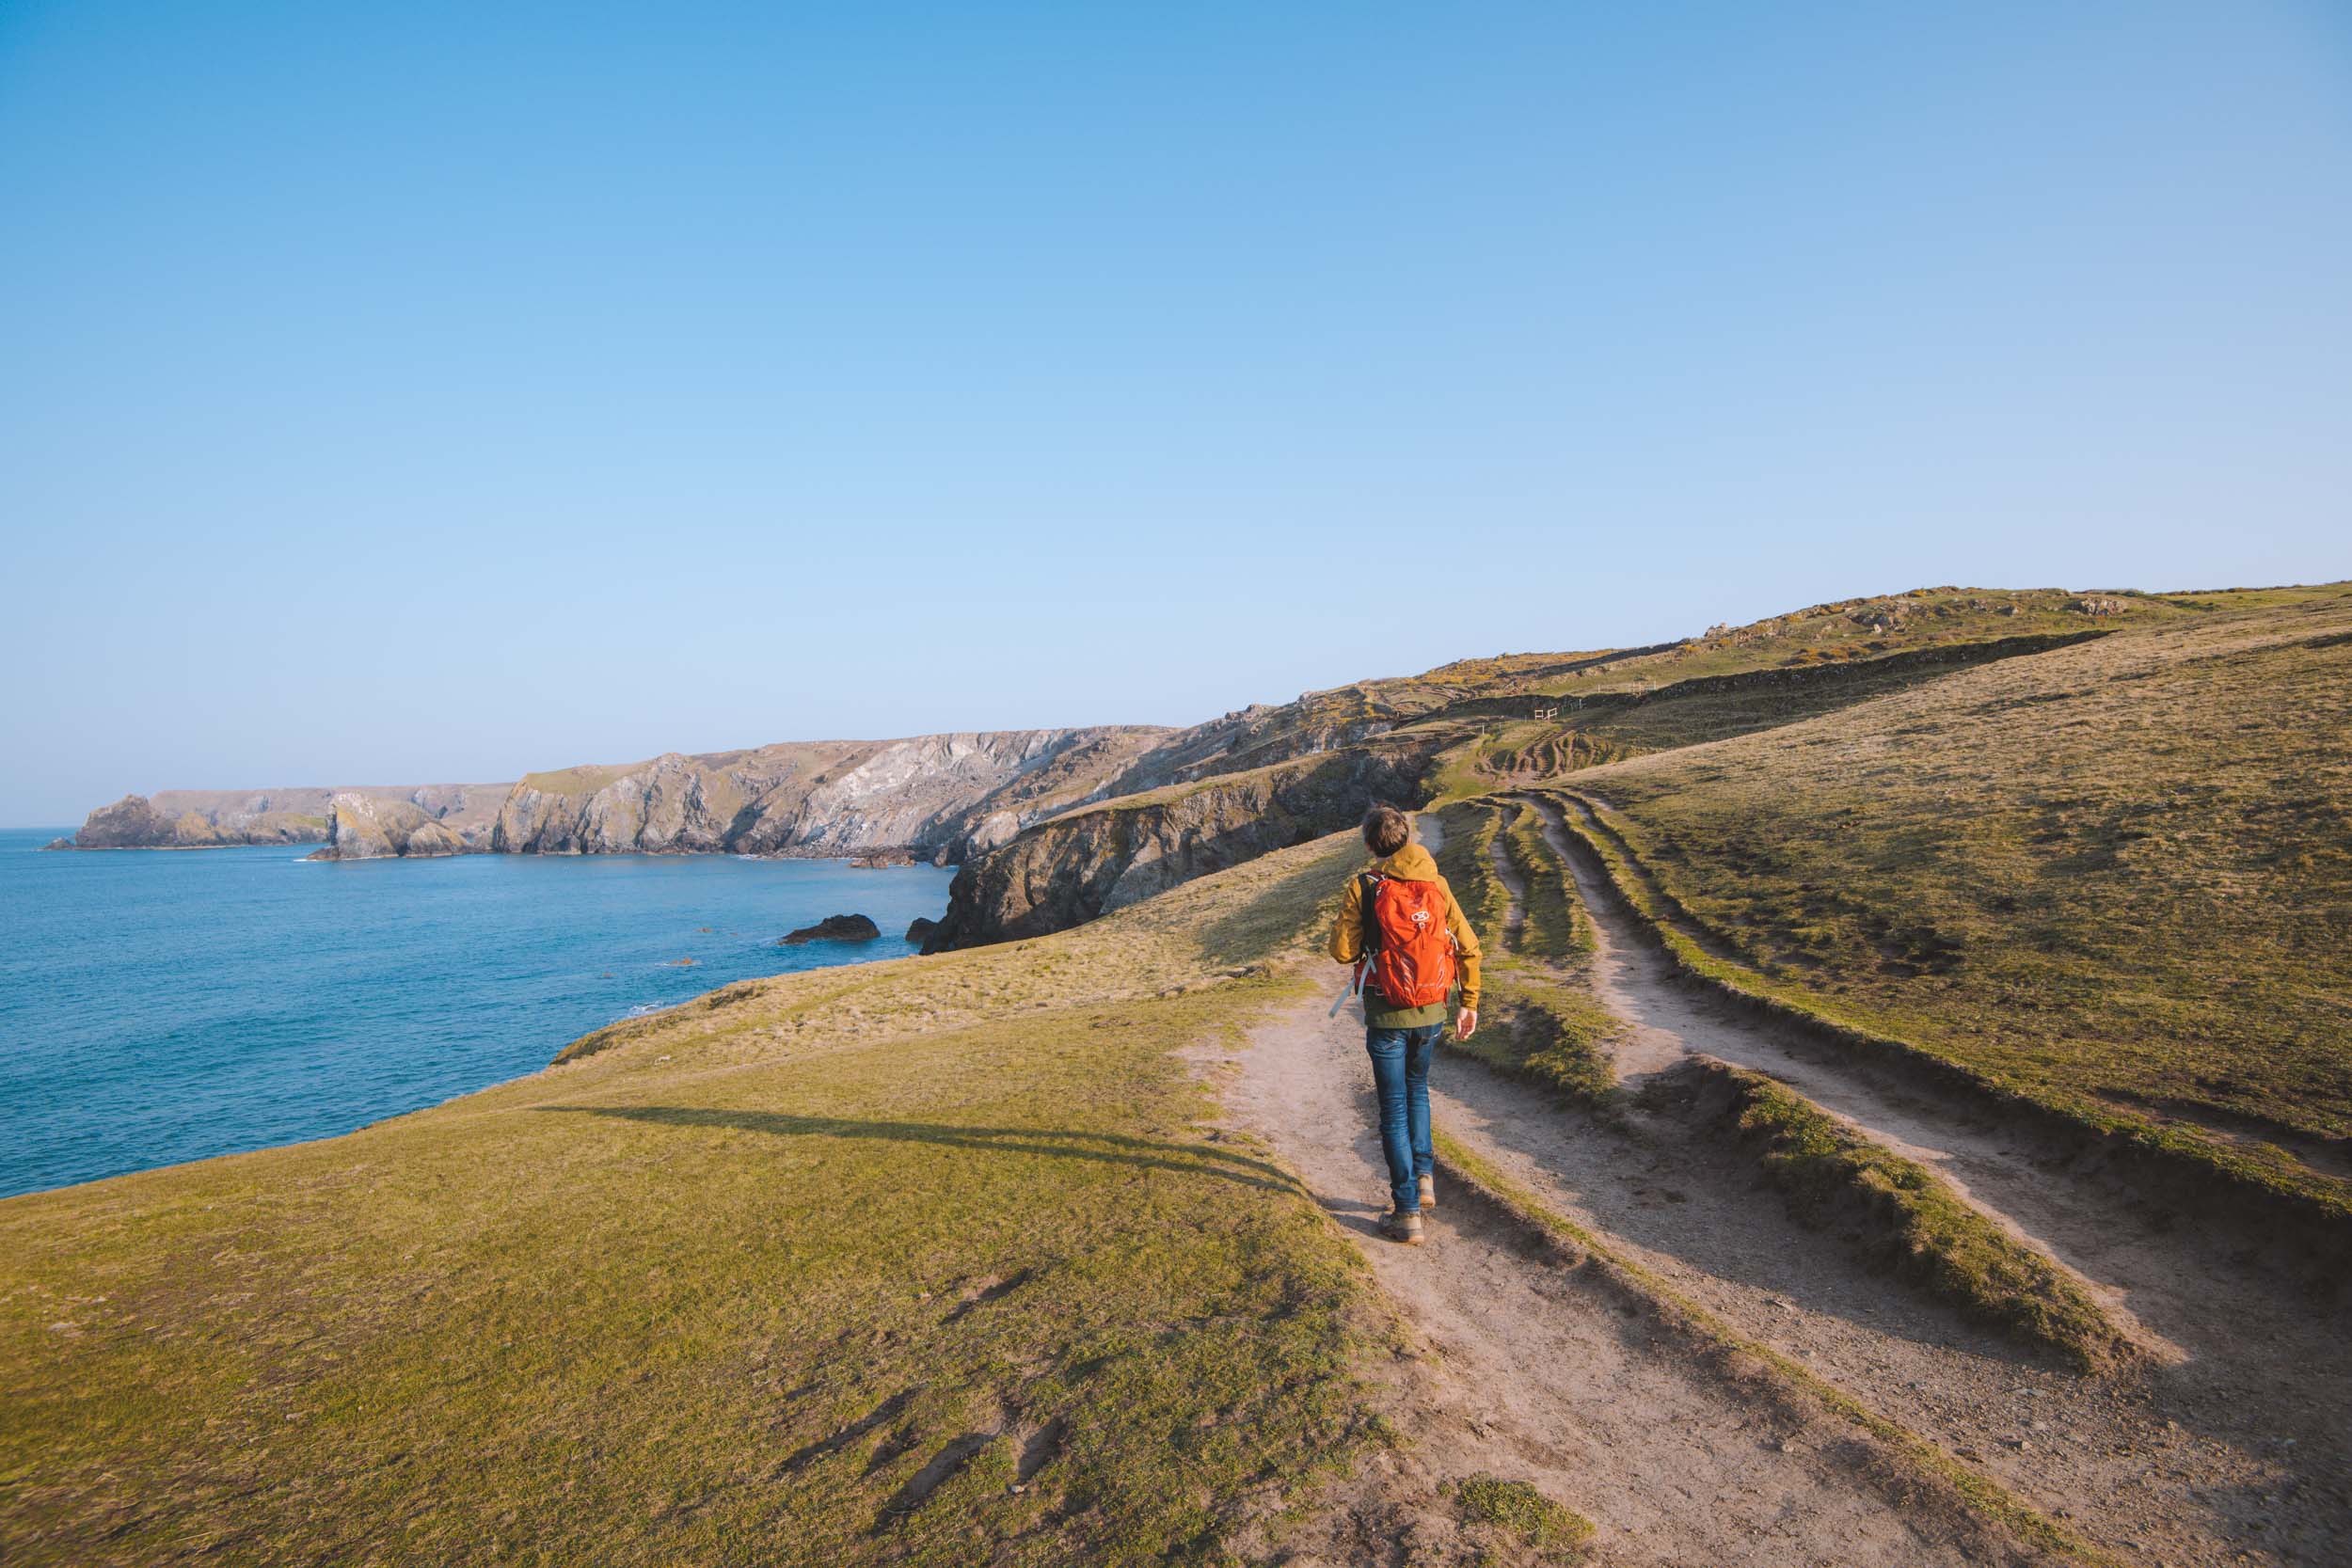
[0,826,956,1199]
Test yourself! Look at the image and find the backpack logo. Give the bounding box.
[1361,874,1455,1009]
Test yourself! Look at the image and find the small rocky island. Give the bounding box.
[777,914,881,945]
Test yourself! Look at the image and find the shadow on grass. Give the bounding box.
[1193,847,1353,970]
[543,1106,1300,1194]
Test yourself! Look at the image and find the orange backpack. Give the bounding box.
[1359,873,1456,1009]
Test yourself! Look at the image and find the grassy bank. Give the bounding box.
[1430,803,1619,1117]
[1501,803,1590,962]
[0,838,1386,1567]
[1546,590,2352,1227]
[1450,799,2121,1361]
[1687,1063,2130,1370]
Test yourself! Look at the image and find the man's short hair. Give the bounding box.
[1362,803,1411,857]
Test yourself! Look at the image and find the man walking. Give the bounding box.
[1328,803,1482,1245]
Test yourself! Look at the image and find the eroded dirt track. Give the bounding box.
[1220,989,2043,1567]
[1213,813,2352,1567]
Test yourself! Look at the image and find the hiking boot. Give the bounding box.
[1418,1174,1437,1211]
[1379,1209,1424,1245]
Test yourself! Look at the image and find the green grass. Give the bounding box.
[1549,630,2107,757]
[2153,582,2351,612]
[1501,803,1590,961]
[514,762,645,796]
[1450,793,2106,1359]
[1697,1065,2129,1370]
[1462,973,1621,1117]
[1457,790,2112,1361]
[0,836,1392,1567]
[1429,804,1619,1116]
[1431,801,1512,943]
[1544,590,2352,1226]
[1131,591,2212,816]
[1524,586,2194,700]
[1426,610,2130,800]
[1452,1474,1593,1560]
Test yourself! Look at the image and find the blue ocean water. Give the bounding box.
[0,827,955,1198]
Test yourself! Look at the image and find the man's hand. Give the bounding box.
[1455,1006,1478,1040]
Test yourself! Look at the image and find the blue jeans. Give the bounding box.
[1366,1023,1439,1214]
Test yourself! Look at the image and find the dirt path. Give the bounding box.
[1209,809,2350,1566]
[1220,986,2051,1567]
[1207,821,2050,1565]
[1444,793,2352,1565]
[1524,798,2138,1329]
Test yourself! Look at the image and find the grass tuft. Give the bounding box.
[1453,1473,1594,1559]
[1431,801,1512,942]
[1702,1065,2130,1370]
[1454,974,1622,1117]
[1501,804,1592,961]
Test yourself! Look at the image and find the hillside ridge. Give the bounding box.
[48,587,2313,937]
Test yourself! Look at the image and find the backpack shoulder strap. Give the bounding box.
[1358,871,1385,952]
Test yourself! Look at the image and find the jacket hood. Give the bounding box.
[1374,843,1441,881]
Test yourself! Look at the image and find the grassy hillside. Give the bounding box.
[1549,587,2352,1209]
[1531,586,2191,695]
[0,840,1385,1567]
[1165,590,2135,795]
[20,577,2348,1563]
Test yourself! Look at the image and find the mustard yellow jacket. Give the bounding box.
[1328,841,1482,1024]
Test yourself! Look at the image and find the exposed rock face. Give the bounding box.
[923,738,1448,952]
[65,792,326,847]
[54,585,2189,951]
[779,913,881,945]
[489,729,1171,859]
[56,784,507,851]
[310,794,471,861]
[904,916,941,944]
[69,795,179,847]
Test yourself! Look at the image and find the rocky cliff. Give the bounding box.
[309,794,475,860]
[55,589,2147,944]
[920,735,1454,951]
[52,784,507,850]
[57,794,314,847]
[488,728,1171,858]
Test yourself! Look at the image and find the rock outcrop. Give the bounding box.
[489,729,1172,859]
[65,795,183,847]
[61,589,2169,952]
[922,737,1450,952]
[904,916,940,944]
[779,914,881,945]
[53,784,507,851]
[309,794,472,860]
[57,792,325,848]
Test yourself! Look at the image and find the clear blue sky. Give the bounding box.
[3,2,2346,824]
